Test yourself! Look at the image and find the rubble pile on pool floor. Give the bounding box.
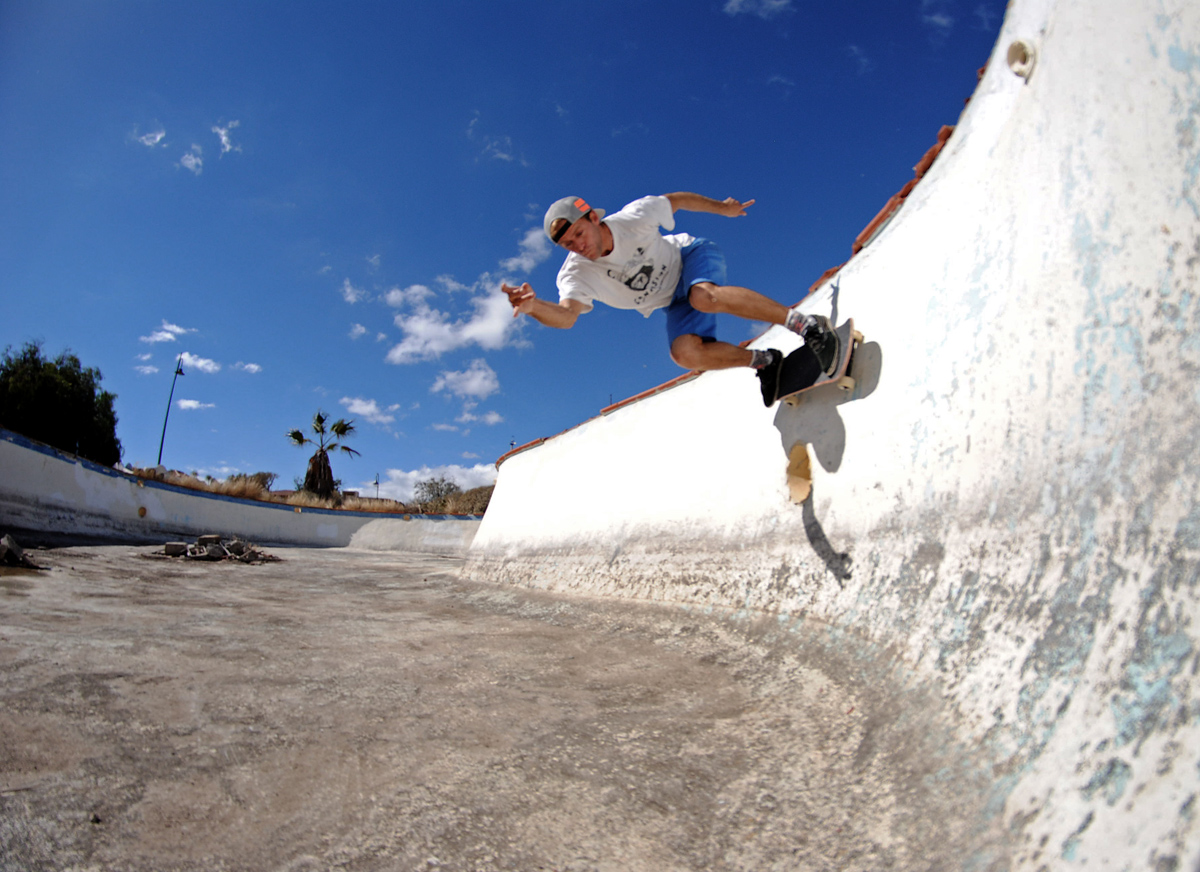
[153,534,280,564]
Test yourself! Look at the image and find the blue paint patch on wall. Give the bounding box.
[1111,557,1198,753]
[1169,44,1198,73]
[1082,757,1133,806]
[1061,810,1094,861]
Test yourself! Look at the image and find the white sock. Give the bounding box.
[750,348,773,369]
[784,309,815,335]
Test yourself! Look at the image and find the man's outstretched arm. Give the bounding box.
[664,192,756,217]
[502,282,586,329]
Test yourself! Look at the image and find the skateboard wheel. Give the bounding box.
[852,330,863,344]
[784,395,801,408]
[837,375,856,392]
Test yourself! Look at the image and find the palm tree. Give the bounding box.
[287,410,360,499]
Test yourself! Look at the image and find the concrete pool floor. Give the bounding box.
[0,545,1005,871]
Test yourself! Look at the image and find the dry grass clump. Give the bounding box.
[129,468,273,501]
[281,487,492,515]
[282,491,408,513]
[129,467,204,489]
[428,485,493,515]
[209,476,270,500]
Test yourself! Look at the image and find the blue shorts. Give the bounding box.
[664,238,726,348]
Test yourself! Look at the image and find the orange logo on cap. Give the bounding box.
[573,198,590,212]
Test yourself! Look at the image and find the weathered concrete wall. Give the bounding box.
[0,428,479,553]
[467,0,1200,867]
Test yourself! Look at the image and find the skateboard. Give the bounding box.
[775,319,863,406]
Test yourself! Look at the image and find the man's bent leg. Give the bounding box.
[690,282,840,376]
[670,334,755,371]
[688,282,788,325]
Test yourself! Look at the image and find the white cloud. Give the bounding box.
[376,332,388,342]
[382,223,551,364]
[610,122,650,139]
[499,227,552,274]
[137,353,153,361]
[135,364,159,375]
[177,399,215,410]
[920,0,954,35]
[386,307,456,363]
[386,285,517,364]
[367,254,381,270]
[136,127,166,147]
[483,135,516,162]
[179,144,203,175]
[457,406,504,426]
[349,323,368,340]
[139,320,195,344]
[846,45,875,75]
[435,361,504,430]
[341,278,368,304]
[974,3,998,30]
[767,74,797,97]
[923,11,953,31]
[723,0,793,19]
[340,396,395,425]
[190,463,243,479]
[437,274,471,293]
[431,359,500,401]
[384,284,435,308]
[371,463,497,503]
[233,361,262,373]
[181,352,220,374]
[467,111,529,166]
[460,290,520,348]
[212,120,241,154]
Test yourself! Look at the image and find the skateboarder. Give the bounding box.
[501,192,839,405]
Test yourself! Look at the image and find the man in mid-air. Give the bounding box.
[501,192,838,404]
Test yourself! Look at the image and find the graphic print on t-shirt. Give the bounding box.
[606,245,667,306]
[623,264,654,291]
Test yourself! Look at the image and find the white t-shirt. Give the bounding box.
[556,195,696,318]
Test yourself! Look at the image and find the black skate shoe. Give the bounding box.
[756,349,783,406]
[802,315,841,377]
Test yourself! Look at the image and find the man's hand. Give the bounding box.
[502,282,583,329]
[665,192,756,217]
[502,281,537,318]
[715,196,755,217]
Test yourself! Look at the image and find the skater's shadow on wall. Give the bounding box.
[772,341,883,584]
[772,340,883,474]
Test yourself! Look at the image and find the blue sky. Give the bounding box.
[0,0,1005,501]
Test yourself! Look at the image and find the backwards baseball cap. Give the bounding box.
[543,196,606,243]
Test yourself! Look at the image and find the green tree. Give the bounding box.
[287,410,359,499]
[414,475,461,504]
[0,342,122,466]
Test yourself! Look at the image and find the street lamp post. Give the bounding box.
[156,355,185,466]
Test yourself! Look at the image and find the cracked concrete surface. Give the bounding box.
[0,545,1005,871]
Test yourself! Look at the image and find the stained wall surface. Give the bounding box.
[467,0,1200,867]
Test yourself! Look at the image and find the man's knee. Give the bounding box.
[670,334,705,369]
[688,282,720,313]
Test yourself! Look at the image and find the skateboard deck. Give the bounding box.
[775,319,862,406]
